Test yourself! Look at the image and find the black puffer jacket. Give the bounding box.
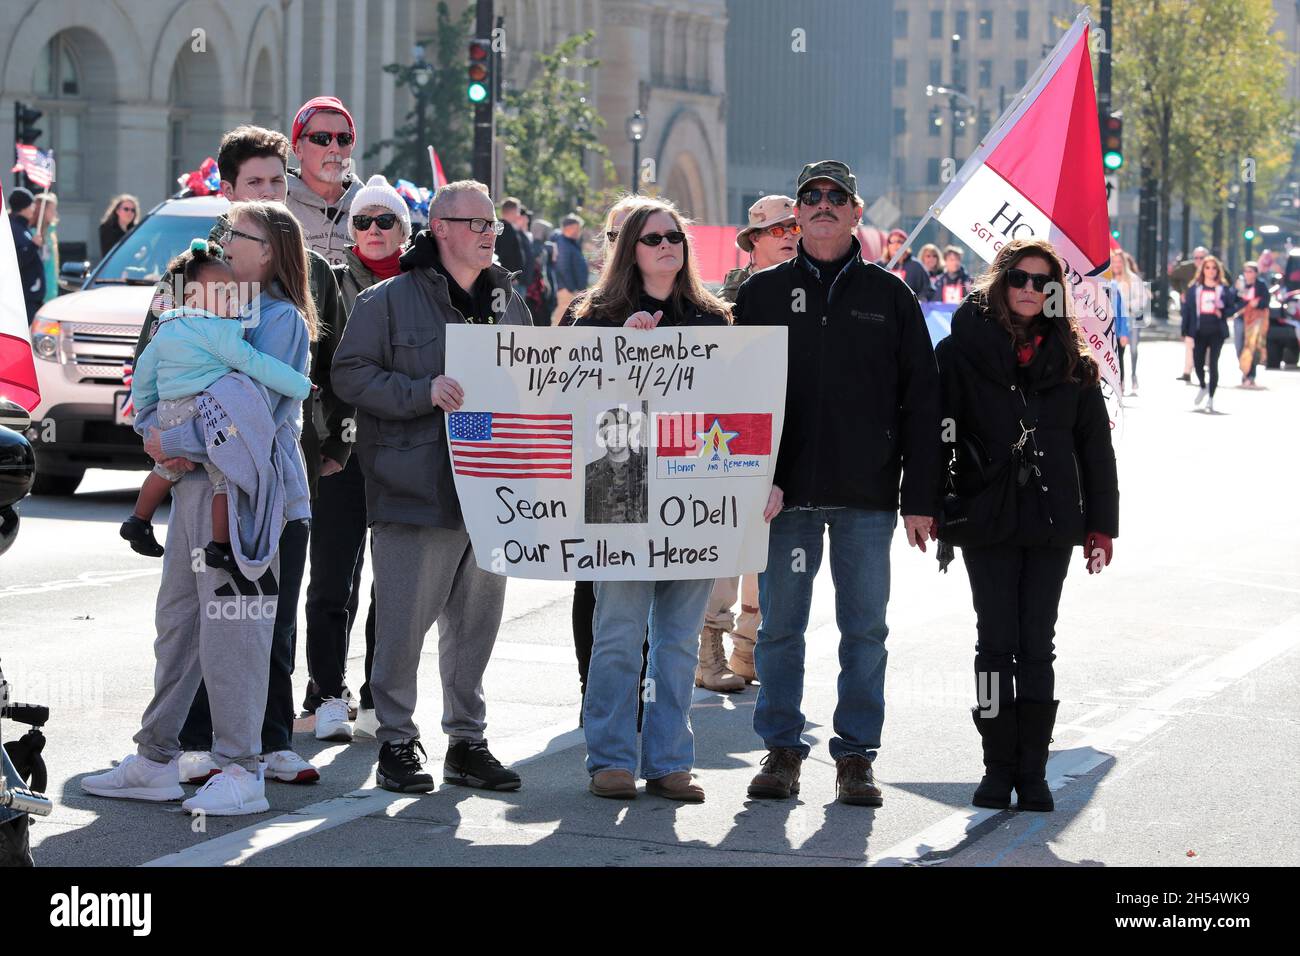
[935,300,1119,547]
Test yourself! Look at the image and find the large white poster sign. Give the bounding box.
[445,325,788,581]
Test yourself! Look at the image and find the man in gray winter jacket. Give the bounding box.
[332,179,533,795]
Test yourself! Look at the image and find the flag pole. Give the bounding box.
[886,8,1093,270]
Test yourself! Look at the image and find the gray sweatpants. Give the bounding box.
[369,521,506,746]
[133,473,278,771]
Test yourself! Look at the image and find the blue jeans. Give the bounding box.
[585,578,713,779]
[755,507,896,761]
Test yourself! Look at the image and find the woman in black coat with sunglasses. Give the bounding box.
[935,237,1119,813]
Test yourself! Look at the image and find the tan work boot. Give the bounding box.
[695,627,745,693]
[646,771,705,802]
[729,606,759,683]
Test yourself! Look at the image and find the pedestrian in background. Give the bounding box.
[1175,246,1209,382]
[305,173,413,746]
[934,245,973,305]
[919,242,942,288]
[735,161,940,807]
[98,193,139,260]
[702,194,801,692]
[8,188,45,321]
[1181,254,1236,414]
[879,227,935,301]
[1233,261,1270,388]
[573,196,732,802]
[34,192,59,303]
[936,236,1118,813]
[1113,250,1149,396]
[551,213,589,323]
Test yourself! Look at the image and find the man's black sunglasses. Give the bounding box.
[637,231,686,247]
[352,213,399,232]
[304,131,355,148]
[798,188,849,207]
[1007,268,1053,292]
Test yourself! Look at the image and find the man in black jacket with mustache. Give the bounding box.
[733,160,941,807]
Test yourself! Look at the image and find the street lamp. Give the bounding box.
[412,44,432,182]
[626,110,646,195]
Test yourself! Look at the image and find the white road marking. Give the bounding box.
[870,613,1300,866]
[0,568,161,599]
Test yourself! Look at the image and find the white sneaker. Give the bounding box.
[260,749,320,784]
[178,750,220,785]
[1207,397,1215,414]
[1194,386,1208,406]
[81,754,184,802]
[181,763,270,816]
[353,708,380,739]
[315,697,354,742]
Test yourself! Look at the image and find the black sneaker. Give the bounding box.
[444,740,521,791]
[120,516,165,557]
[377,739,435,793]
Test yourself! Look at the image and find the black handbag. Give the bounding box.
[937,430,1021,548]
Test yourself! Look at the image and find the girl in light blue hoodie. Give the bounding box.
[120,240,311,568]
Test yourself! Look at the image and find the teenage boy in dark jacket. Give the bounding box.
[733,160,940,807]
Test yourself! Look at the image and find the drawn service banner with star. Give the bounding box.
[444,324,788,580]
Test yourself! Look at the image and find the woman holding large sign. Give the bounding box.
[936,237,1119,813]
[572,198,733,801]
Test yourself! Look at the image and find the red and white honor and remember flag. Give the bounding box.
[12,144,55,189]
[923,13,1120,421]
[0,192,41,412]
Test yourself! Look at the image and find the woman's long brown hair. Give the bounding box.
[574,197,731,325]
[968,237,1097,386]
[227,200,319,341]
[1190,254,1226,289]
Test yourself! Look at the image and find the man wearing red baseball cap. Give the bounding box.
[287,95,362,266]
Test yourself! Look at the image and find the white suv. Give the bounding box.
[25,195,229,494]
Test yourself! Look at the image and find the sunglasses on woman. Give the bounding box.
[1006,268,1052,292]
[798,188,849,207]
[303,131,355,148]
[760,222,801,239]
[441,217,506,235]
[637,230,686,247]
[352,213,399,232]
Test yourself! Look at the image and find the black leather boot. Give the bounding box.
[1014,699,1059,811]
[971,701,1017,809]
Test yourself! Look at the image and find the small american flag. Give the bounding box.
[448,412,573,479]
[120,359,135,417]
[12,144,54,189]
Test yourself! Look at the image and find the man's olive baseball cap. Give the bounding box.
[796,160,858,200]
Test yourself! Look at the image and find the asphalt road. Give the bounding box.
[3,340,1298,867]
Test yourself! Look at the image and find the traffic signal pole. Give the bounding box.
[472,0,494,187]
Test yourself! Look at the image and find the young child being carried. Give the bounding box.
[120,239,311,573]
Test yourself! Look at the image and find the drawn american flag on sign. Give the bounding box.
[448,412,573,479]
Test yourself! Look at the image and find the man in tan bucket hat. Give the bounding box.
[695,195,800,693]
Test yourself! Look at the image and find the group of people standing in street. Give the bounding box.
[76,89,1118,820]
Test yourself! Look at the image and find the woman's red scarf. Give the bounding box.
[356,248,402,280]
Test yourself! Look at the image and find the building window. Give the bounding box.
[894,9,908,38]
[955,11,968,39]
[927,157,942,185]
[894,156,907,187]
[31,35,82,197]
[952,60,967,90]
[894,107,907,135]
[978,110,992,138]
[929,106,942,138]
[978,60,993,89]
[930,10,944,39]
[1015,9,1029,39]
[894,58,907,88]
[979,10,993,39]
[929,59,943,85]
[1015,59,1028,86]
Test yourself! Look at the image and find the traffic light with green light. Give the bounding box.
[467,39,491,104]
[1243,226,1257,242]
[1102,114,1123,171]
